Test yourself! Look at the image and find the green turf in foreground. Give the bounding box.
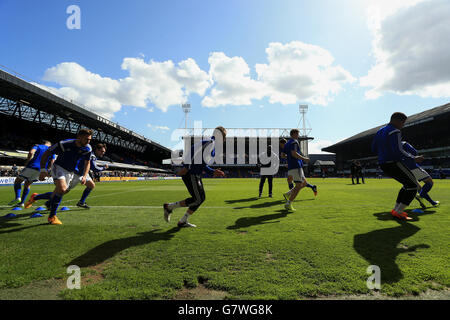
[0,178,448,299]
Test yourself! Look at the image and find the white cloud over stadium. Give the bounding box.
[361,0,450,99]
[39,58,211,118]
[39,41,355,117]
[36,1,450,119]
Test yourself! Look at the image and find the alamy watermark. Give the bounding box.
[170,121,282,176]
[67,265,81,289]
[66,5,81,30]
[366,265,381,290]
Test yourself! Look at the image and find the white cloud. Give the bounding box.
[147,124,170,132]
[256,41,355,105]
[119,57,211,112]
[40,58,211,118]
[361,0,450,99]
[40,62,122,118]
[202,42,355,107]
[201,52,266,107]
[40,41,354,117]
[308,139,336,154]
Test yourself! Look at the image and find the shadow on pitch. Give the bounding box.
[68,227,181,268]
[0,221,49,234]
[353,223,430,284]
[225,197,259,204]
[0,210,48,230]
[227,210,290,230]
[233,199,285,210]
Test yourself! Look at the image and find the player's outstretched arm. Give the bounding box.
[81,160,90,185]
[213,168,225,177]
[47,158,56,175]
[176,167,188,176]
[291,150,309,163]
[39,150,52,180]
[24,147,36,167]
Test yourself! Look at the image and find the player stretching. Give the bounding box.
[9,141,56,207]
[163,126,226,228]
[280,137,316,201]
[282,129,310,211]
[25,129,93,225]
[402,141,440,208]
[372,112,423,220]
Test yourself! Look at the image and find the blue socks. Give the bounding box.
[79,187,92,204]
[20,187,30,204]
[49,193,63,217]
[419,182,436,205]
[288,182,315,190]
[35,192,53,200]
[14,183,21,199]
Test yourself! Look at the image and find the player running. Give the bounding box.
[163,126,226,228]
[282,129,310,211]
[280,137,316,201]
[402,141,440,209]
[25,129,93,225]
[372,112,423,220]
[66,143,108,209]
[9,141,56,207]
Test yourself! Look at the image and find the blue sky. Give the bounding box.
[1,0,449,152]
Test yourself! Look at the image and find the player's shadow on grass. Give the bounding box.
[0,221,49,234]
[353,223,430,284]
[227,210,289,230]
[68,227,180,268]
[373,209,436,222]
[0,211,45,229]
[225,197,259,204]
[233,200,285,210]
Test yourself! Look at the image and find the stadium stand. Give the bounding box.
[172,132,314,178]
[322,103,450,178]
[0,68,173,176]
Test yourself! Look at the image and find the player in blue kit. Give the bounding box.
[163,126,226,228]
[282,129,310,211]
[372,112,424,220]
[68,143,108,209]
[280,138,317,198]
[402,141,440,208]
[25,129,93,225]
[9,141,56,207]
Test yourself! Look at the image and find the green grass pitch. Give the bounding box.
[0,178,448,299]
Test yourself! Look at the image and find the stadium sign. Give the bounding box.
[0,177,54,185]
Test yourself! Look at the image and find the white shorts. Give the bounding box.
[411,167,431,182]
[68,174,92,190]
[288,168,306,183]
[51,164,75,185]
[19,168,40,182]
